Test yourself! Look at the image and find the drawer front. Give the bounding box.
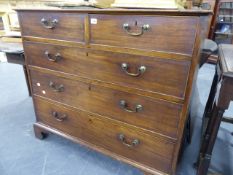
[90,15,198,55]
[25,42,190,98]
[30,70,182,138]
[34,96,175,174]
[18,11,85,42]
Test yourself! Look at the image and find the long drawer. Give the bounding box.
[25,42,191,98]
[18,11,85,42]
[34,96,175,174]
[89,14,198,55]
[30,69,182,138]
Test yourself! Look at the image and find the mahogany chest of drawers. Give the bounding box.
[17,8,211,175]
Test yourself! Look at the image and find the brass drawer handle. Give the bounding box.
[121,63,146,77]
[119,100,143,113]
[123,23,150,36]
[41,18,58,29]
[52,111,67,122]
[45,51,62,62]
[49,81,64,92]
[118,134,140,148]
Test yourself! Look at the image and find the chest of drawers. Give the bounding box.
[17,8,211,175]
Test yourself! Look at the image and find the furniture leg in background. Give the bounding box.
[197,44,233,175]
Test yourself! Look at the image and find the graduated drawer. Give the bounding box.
[34,96,175,174]
[30,69,182,138]
[18,11,85,42]
[25,42,191,98]
[90,14,198,55]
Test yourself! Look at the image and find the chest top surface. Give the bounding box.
[16,8,212,15]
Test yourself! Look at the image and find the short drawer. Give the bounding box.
[18,11,85,42]
[34,96,175,174]
[90,15,198,55]
[25,42,190,98]
[30,69,182,138]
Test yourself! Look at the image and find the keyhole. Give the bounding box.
[89,119,93,123]
[88,84,92,90]
[135,21,138,26]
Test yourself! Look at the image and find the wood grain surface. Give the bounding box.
[30,69,183,139]
[18,11,85,42]
[24,41,191,98]
[90,15,198,55]
[34,96,175,174]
